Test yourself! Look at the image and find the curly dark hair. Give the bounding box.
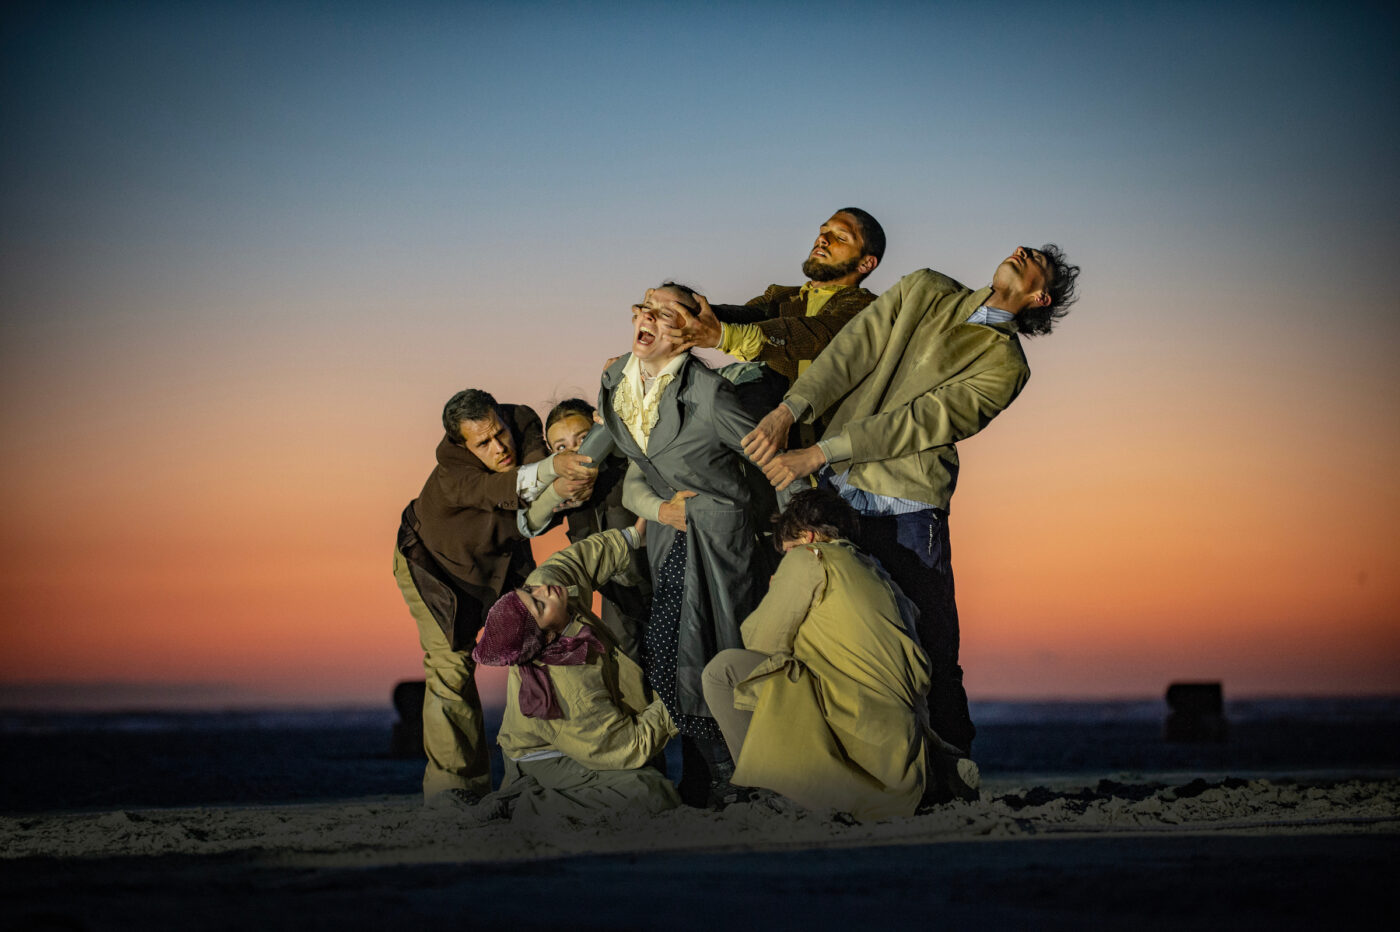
[1015,243,1080,337]
[441,388,500,437]
[545,397,595,433]
[773,488,860,548]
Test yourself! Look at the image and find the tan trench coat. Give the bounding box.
[731,540,932,819]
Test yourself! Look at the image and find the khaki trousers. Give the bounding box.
[700,648,768,762]
[393,548,491,798]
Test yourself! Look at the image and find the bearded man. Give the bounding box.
[661,208,886,444]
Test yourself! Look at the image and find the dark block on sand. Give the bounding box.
[389,680,426,759]
[1164,681,1227,743]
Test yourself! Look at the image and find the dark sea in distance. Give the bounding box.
[3,695,1400,733]
[2,697,1398,814]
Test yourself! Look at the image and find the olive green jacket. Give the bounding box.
[786,269,1030,510]
[732,540,931,820]
[497,529,677,770]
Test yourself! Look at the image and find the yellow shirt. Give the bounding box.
[718,282,845,377]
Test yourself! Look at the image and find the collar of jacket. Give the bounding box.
[959,285,1020,335]
[775,282,872,304]
[600,354,628,392]
[601,352,695,460]
[434,403,530,473]
[435,431,483,471]
[601,351,694,390]
[797,280,852,300]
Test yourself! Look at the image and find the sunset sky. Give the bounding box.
[2,0,1397,709]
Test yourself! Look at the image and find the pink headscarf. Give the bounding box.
[473,590,603,719]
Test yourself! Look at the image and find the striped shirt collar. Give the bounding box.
[968,305,1016,326]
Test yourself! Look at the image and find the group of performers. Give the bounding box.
[393,208,1081,820]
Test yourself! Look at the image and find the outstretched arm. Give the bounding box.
[658,290,779,354]
[520,480,567,537]
[829,353,1029,465]
[783,273,916,420]
[758,444,827,491]
[436,462,526,514]
[525,528,640,602]
[747,291,872,368]
[576,423,616,465]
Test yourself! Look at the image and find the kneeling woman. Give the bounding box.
[701,489,932,820]
[473,522,679,819]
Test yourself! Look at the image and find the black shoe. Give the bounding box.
[920,755,981,808]
[708,779,754,809]
[425,787,482,811]
[747,787,805,816]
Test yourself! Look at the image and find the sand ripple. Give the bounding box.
[5,776,1397,865]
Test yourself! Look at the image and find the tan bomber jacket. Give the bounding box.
[785,269,1031,510]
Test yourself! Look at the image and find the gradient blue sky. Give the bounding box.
[2,1,1397,706]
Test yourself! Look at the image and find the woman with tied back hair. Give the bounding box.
[701,489,949,820]
[534,398,652,662]
[584,281,776,806]
[468,521,680,820]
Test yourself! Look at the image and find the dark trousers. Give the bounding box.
[858,509,975,755]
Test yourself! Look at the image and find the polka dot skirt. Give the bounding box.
[642,532,723,741]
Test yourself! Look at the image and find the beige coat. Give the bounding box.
[496,530,677,770]
[732,540,932,820]
[786,269,1030,510]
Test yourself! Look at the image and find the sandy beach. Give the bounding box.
[3,774,1397,930]
[3,700,1398,930]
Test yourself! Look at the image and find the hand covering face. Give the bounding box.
[473,590,603,719]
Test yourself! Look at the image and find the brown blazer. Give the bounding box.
[712,284,876,383]
[409,403,547,608]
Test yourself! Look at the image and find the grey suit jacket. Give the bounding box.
[595,353,775,717]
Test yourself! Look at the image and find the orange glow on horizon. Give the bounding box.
[2,309,1397,708]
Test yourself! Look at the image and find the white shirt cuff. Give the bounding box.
[516,460,547,503]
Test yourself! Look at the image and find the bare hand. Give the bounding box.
[553,451,595,481]
[761,447,826,491]
[554,474,595,503]
[742,404,795,466]
[658,293,722,352]
[657,490,697,532]
[632,515,647,547]
[602,354,622,373]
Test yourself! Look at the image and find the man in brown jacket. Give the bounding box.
[743,245,1082,772]
[393,388,593,801]
[662,208,885,440]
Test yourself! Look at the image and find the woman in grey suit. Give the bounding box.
[586,282,776,806]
